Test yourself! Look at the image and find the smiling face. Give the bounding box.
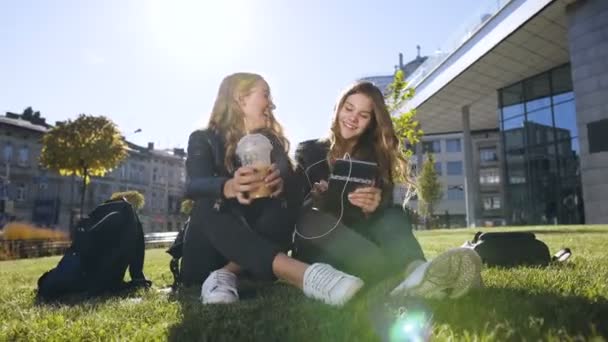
[240,79,274,132]
[336,93,374,143]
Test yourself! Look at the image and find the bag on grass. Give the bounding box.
[165,218,189,290]
[37,198,151,300]
[462,231,571,268]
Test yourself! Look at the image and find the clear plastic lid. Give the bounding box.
[235,133,273,166]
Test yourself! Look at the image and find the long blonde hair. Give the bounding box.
[207,72,289,172]
[328,81,411,187]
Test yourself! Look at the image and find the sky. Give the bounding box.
[0,0,485,153]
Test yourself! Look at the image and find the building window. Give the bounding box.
[480,147,498,162]
[483,196,501,210]
[16,184,27,201]
[434,162,442,175]
[499,63,583,225]
[422,140,441,153]
[152,167,158,182]
[3,143,13,163]
[480,168,500,185]
[446,139,462,153]
[447,185,464,200]
[121,164,128,180]
[446,161,463,175]
[18,146,29,166]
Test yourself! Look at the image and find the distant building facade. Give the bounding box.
[0,111,187,233]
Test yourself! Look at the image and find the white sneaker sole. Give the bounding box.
[391,248,482,299]
[201,293,239,304]
[334,277,365,306]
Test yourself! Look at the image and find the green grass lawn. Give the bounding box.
[1,226,607,341]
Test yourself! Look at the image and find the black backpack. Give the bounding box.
[166,219,188,290]
[37,198,151,300]
[463,231,571,267]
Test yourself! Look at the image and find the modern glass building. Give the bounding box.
[398,0,608,225]
[499,64,583,225]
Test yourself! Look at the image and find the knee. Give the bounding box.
[376,207,412,229]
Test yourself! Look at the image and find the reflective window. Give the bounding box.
[3,143,12,163]
[502,104,524,120]
[480,168,500,185]
[553,99,577,139]
[552,64,573,94]
[483,196,501,210]
[526,97,551,112]
[524,73,550,102]
[503,114,525,131]
[18,146,29,166]
[446,138,461,153]
[498,64,583,225]
[480,147,498,162]
[501,83,524,108]
[446,161,463,175]
[447,185,464,200]
[503,128,524,151]
[553,91,574,104]
[422,140,441,153]
[434,162,442,175]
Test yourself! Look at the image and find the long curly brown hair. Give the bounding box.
[207,72,289,172]
[328,81,411,187]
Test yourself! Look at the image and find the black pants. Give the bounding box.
[293,206,425,283]
[180,198,293,286]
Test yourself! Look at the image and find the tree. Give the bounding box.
[110,191,145,210]
[40,114,128,215]
[418,154,443,228]
[180,199,194,216]
[385,69,424,159]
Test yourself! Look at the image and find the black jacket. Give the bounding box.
[185,128,293,210]
[294,139,393,224]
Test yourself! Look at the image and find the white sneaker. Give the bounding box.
[201,269,239,304]
[390,248,482,299]
[303,263,364,307]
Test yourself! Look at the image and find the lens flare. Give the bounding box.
[389,310,432,342]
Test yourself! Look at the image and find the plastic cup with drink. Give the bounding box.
[236,133,274,199]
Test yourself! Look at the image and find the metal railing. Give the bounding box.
[0,231,180,260]
[405,0,513,89]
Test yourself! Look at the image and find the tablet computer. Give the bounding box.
[325,158,378,215]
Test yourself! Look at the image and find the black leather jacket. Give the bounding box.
[185,128,293,210]
[294,139,393,223]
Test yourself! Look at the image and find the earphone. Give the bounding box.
[294,153,353,240]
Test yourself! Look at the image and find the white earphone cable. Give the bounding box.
[294,153,352,240]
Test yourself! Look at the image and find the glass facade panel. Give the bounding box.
[553,98,577,139]
[502,104,525,120]
[501,83,524,107]
[553,91,574,104]
[526,108,554,145]
[524,73,551,102]
[552,64,573,94]
[498,64,583,225]
[526,97,551,112]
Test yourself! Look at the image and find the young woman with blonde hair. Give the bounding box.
[182,73,366,306]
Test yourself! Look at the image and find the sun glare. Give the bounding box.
[146,0,251,65]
